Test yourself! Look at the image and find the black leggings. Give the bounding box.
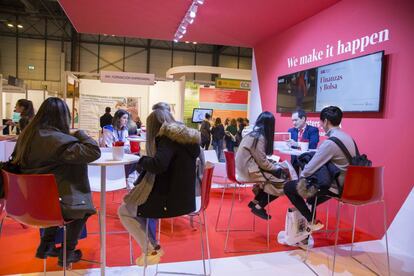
[284,180,337,222]
[254,189,278,208]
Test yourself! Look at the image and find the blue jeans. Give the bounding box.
[212,139,224,162]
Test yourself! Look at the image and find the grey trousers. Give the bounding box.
[118,203,157,252]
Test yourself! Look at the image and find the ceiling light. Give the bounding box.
[189,4,198,18]
[173,39,178,43]
[195,0,204,4]
[111,34,115,37]
[179,23,187,30]
[180,29,187,35]
[178,34,184,39]
[185,41,190,44]
[185,16,194,24]
[7,23,14,28]
[17,24,23,29]
[193,42,197,44]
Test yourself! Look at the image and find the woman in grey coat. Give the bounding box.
[13,97,101,266]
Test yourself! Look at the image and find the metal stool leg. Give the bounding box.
[199,214,207,276]
[332,201,342,276]
[63,225,67,276]
[129,234,134,265]
[383,201,391,276]
[215,183,227,232]
[224,184,237,252]
[143,219,149,276]
[203,211,212,275]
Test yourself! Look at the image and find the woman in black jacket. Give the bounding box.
[13,97,101,266]
[119,109,200,266]
[211,117,225,161]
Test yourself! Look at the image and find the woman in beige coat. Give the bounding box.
[236,111,295,219]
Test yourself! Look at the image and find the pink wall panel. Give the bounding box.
[254,0,414,237]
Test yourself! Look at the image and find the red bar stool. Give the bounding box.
[304,166,390,276]
[222,151,270,253]
[143,164,215,276]
[2,170,75,275]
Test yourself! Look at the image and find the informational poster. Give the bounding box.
[199,87,248,120]
[79,93,141,139]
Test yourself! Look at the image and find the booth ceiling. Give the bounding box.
[58,0,340,47]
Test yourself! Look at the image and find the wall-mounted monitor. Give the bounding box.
[277,51,384,113]
[192,108,213,123]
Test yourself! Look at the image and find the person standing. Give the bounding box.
[211,117,225,161]
[200,113,211,150]
[225,118,237,152]
[100,107,113,130]
[13,97,100,266]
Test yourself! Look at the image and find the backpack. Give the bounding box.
[329,137,372,167]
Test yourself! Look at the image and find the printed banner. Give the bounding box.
[100,71,155,85]
[215,78,251,90]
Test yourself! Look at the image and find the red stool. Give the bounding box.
[2,170,74,275]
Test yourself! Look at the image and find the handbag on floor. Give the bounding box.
[277,207,313,246]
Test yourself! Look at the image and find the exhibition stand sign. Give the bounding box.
[100,71,155,85]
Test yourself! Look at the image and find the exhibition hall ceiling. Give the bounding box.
[59,0,340,47]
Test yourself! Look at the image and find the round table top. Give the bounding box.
[276,148,317,156]
[89,152,140,166]
[127,136,146,142]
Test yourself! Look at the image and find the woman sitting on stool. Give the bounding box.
[118,109,201,266]
[13,97,100,266]
[236,111,296,220]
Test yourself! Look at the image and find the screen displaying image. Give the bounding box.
[277,69,317,113]
[192,108,213,123]
[276,51,384,113]
[315,51,383,112]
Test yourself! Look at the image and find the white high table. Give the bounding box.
[89,152,139,276]
[276,148,317,156]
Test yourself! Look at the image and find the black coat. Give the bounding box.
[136,123,201,218]
[298,152,341,191]
[18,128,101,219]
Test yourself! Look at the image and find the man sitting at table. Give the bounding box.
[288,109,319,173]
[284,106,356,233]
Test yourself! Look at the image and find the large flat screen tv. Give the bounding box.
[192,108,213,123]
[277,51,384,113]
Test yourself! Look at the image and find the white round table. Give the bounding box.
[276,148,317,156]
[89,152,139,275]
[127,136,146,143]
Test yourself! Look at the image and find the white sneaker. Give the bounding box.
[308,222,324,232]
[136,248,164,266]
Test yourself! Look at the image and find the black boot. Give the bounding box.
[58,249,82,267]
[35,241,59,259]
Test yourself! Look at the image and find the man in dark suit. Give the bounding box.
[100,107,113,130]
[288,109,319,173]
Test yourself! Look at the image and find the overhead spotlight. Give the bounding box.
[189,4,198,18]
[178,34,184,39]
[103,34,108,36]
[17,24,23,29]
[185,41,190,44]
[179,23,188,30]
[185,16,194,24]
[111,34,115,37]
[195,0,204,4]
[173,39,178,43]
[180,29,187,35]
[7,23,14,28]
[193,42,197,44]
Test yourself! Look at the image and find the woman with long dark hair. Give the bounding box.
[235,111,293,220]
[13,97,100,266]
[118,109,200,266]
